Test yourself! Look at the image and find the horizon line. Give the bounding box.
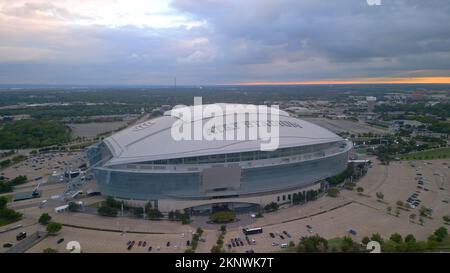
[237,77,450,85]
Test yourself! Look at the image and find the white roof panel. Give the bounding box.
[103,104,343,166]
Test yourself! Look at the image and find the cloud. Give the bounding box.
[0,0,449,84]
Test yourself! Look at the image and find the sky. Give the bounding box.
[1,0,450,85]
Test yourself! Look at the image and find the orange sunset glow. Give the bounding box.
[239,77,450,85]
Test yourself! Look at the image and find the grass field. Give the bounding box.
[400,147,450,160]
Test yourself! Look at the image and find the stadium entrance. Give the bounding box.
[189,202,260,215]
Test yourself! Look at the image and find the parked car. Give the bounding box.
[57,238,65,244]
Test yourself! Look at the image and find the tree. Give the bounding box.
[46,222,62,235]
[443,215,450,223]
[433,227,448,242]
[340,237,359,252]
[68,202,81,212]
[376,192,384,200]
[389,233,403,244]
[327,188,339,198]
[404,234,416,244]
[396,200,404,207]
[98,205,118,217]
[356,187,364,194]
[146,208,163,219]
[395,209,400,217]
[297,235,328,253]
[361,236,371,245]
[168,210,175,220]
[105,197,122,209]
[0,196,7,209]
[370,233,384,244]
[210,245,222,253]
[133,207,144,218]
[264,202,279,212]
[38,213,52,225]
[386,206,392,214]
[43,248,58,253]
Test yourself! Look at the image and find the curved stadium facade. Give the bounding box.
[87,104,352,213]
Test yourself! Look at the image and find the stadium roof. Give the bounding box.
[103,104,343,166]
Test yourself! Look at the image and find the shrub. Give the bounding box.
[38,213,52,225]
[98,205,118,217]
[46,222,62,235]
[327,188,339,198]
[210,211,236,223]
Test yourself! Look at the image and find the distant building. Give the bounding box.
[410,90,427,101]
[366,96,377,112]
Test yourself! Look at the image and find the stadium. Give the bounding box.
[87,104,352,214]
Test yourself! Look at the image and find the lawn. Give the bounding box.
[400,147,450,160]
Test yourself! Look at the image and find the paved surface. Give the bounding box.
[1,153,450,253]
[5,231,47,253]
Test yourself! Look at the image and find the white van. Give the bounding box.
[280,243,288,248]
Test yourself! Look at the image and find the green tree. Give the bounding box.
[97,205,118,217]
[46,222,62,235]
[43,248,58,253]
[133,207,144,218]
[376,192,384,200]
[210,245,222,253]
[68,202,81,212]
[147,208,163,219]
[264,202,279,212]
[433,227,448,242]
[0,196,7,209]
[168,210,175,220]
[38,213,52,225]
[327,188,339,198]
[370,233,384,244]
[196,227,204,236]
[297,235,328,253]
[389,233,403,244]
[340,236,359,252]
[404,234,416,243]
[361,236,370,245]
[356,187,364,194]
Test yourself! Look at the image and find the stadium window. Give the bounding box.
[282,195,286,201]
[277,196,280,202]
[288,194,291,200]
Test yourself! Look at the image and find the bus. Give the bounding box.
[242,227,263,235]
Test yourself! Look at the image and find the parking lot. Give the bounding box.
[1,155,449,253]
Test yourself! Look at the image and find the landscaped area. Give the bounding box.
[210,211,236,223]
[400,147,450,160]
